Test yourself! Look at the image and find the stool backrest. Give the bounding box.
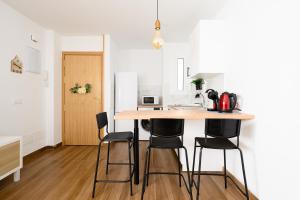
[205,119,241,139]
[96,112,109,140]
[150,118,184,138]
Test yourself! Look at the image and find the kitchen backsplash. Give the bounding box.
[138,84,162,104]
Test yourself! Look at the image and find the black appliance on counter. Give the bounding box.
[205,89,219,111]
[206,89,239,113]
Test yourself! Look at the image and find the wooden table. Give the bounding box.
[114,110,255,185]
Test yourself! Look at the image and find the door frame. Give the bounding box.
[61,51,104,145]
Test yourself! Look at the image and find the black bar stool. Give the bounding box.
[92,112,134,198]
[141,118,193,200]
[191,119,249,200]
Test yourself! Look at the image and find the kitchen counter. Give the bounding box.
[115,109,254,120]
[115,109,255,175]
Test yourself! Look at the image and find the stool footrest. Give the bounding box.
[192,172,225,176]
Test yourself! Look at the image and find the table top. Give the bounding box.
[114,110,255,120]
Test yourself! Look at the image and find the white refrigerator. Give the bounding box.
[114,72,138,132]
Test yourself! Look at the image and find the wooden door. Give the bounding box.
[63,52,103,145]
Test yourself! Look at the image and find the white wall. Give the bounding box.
[0,1,111,154]
[215,0,300,199]
[53,33,62,144]
[0,1,47,155]
[60,34,116,132]
[43,35,105,146]
[117,49,163,103]
[44,30,54,146]
[61,36,103,52]
[44,30,62,146]
[162,43,225,107]
[103,35,119,132]
[60,35,115,133]
[162,43,192,106]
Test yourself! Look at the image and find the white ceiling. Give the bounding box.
[2,0,225,48]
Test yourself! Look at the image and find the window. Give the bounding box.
[177,58,184,91]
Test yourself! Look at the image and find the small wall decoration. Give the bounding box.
[11,55,23,74]
[70,83,92,94]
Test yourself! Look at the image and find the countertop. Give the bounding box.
[114,109,255,120]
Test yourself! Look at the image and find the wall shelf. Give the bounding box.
[190,73,224,80]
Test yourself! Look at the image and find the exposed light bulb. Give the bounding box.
[152,0,164,49]
[152,29,164,49]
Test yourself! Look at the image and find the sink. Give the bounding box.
[168,104,205,110]
[173,104,202,107]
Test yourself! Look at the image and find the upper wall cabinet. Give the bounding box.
[189,20,225,75]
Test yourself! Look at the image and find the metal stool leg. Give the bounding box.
[196,147,203,200]
[183,147,193,200]
[191,139,197,188]
[128,142,133,196]
[146,148,151,186]
[141,148,150,200]
[177,148,182,187]
[238,148,249,200]
[106,142,110,175]
[92,141,102,198]
[224,149,228,189]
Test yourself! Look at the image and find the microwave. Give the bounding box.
[142,96,159,105]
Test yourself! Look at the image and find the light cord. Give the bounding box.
[157,0,159,20]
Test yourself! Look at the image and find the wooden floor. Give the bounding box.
[0,142,248,200]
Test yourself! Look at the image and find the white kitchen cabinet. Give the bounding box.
[189,20,225,75]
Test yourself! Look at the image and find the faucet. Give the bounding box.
[195,92,205,108]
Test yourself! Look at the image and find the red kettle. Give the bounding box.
[218,92,237,113]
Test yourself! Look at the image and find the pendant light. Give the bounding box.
[152,0,164,49]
